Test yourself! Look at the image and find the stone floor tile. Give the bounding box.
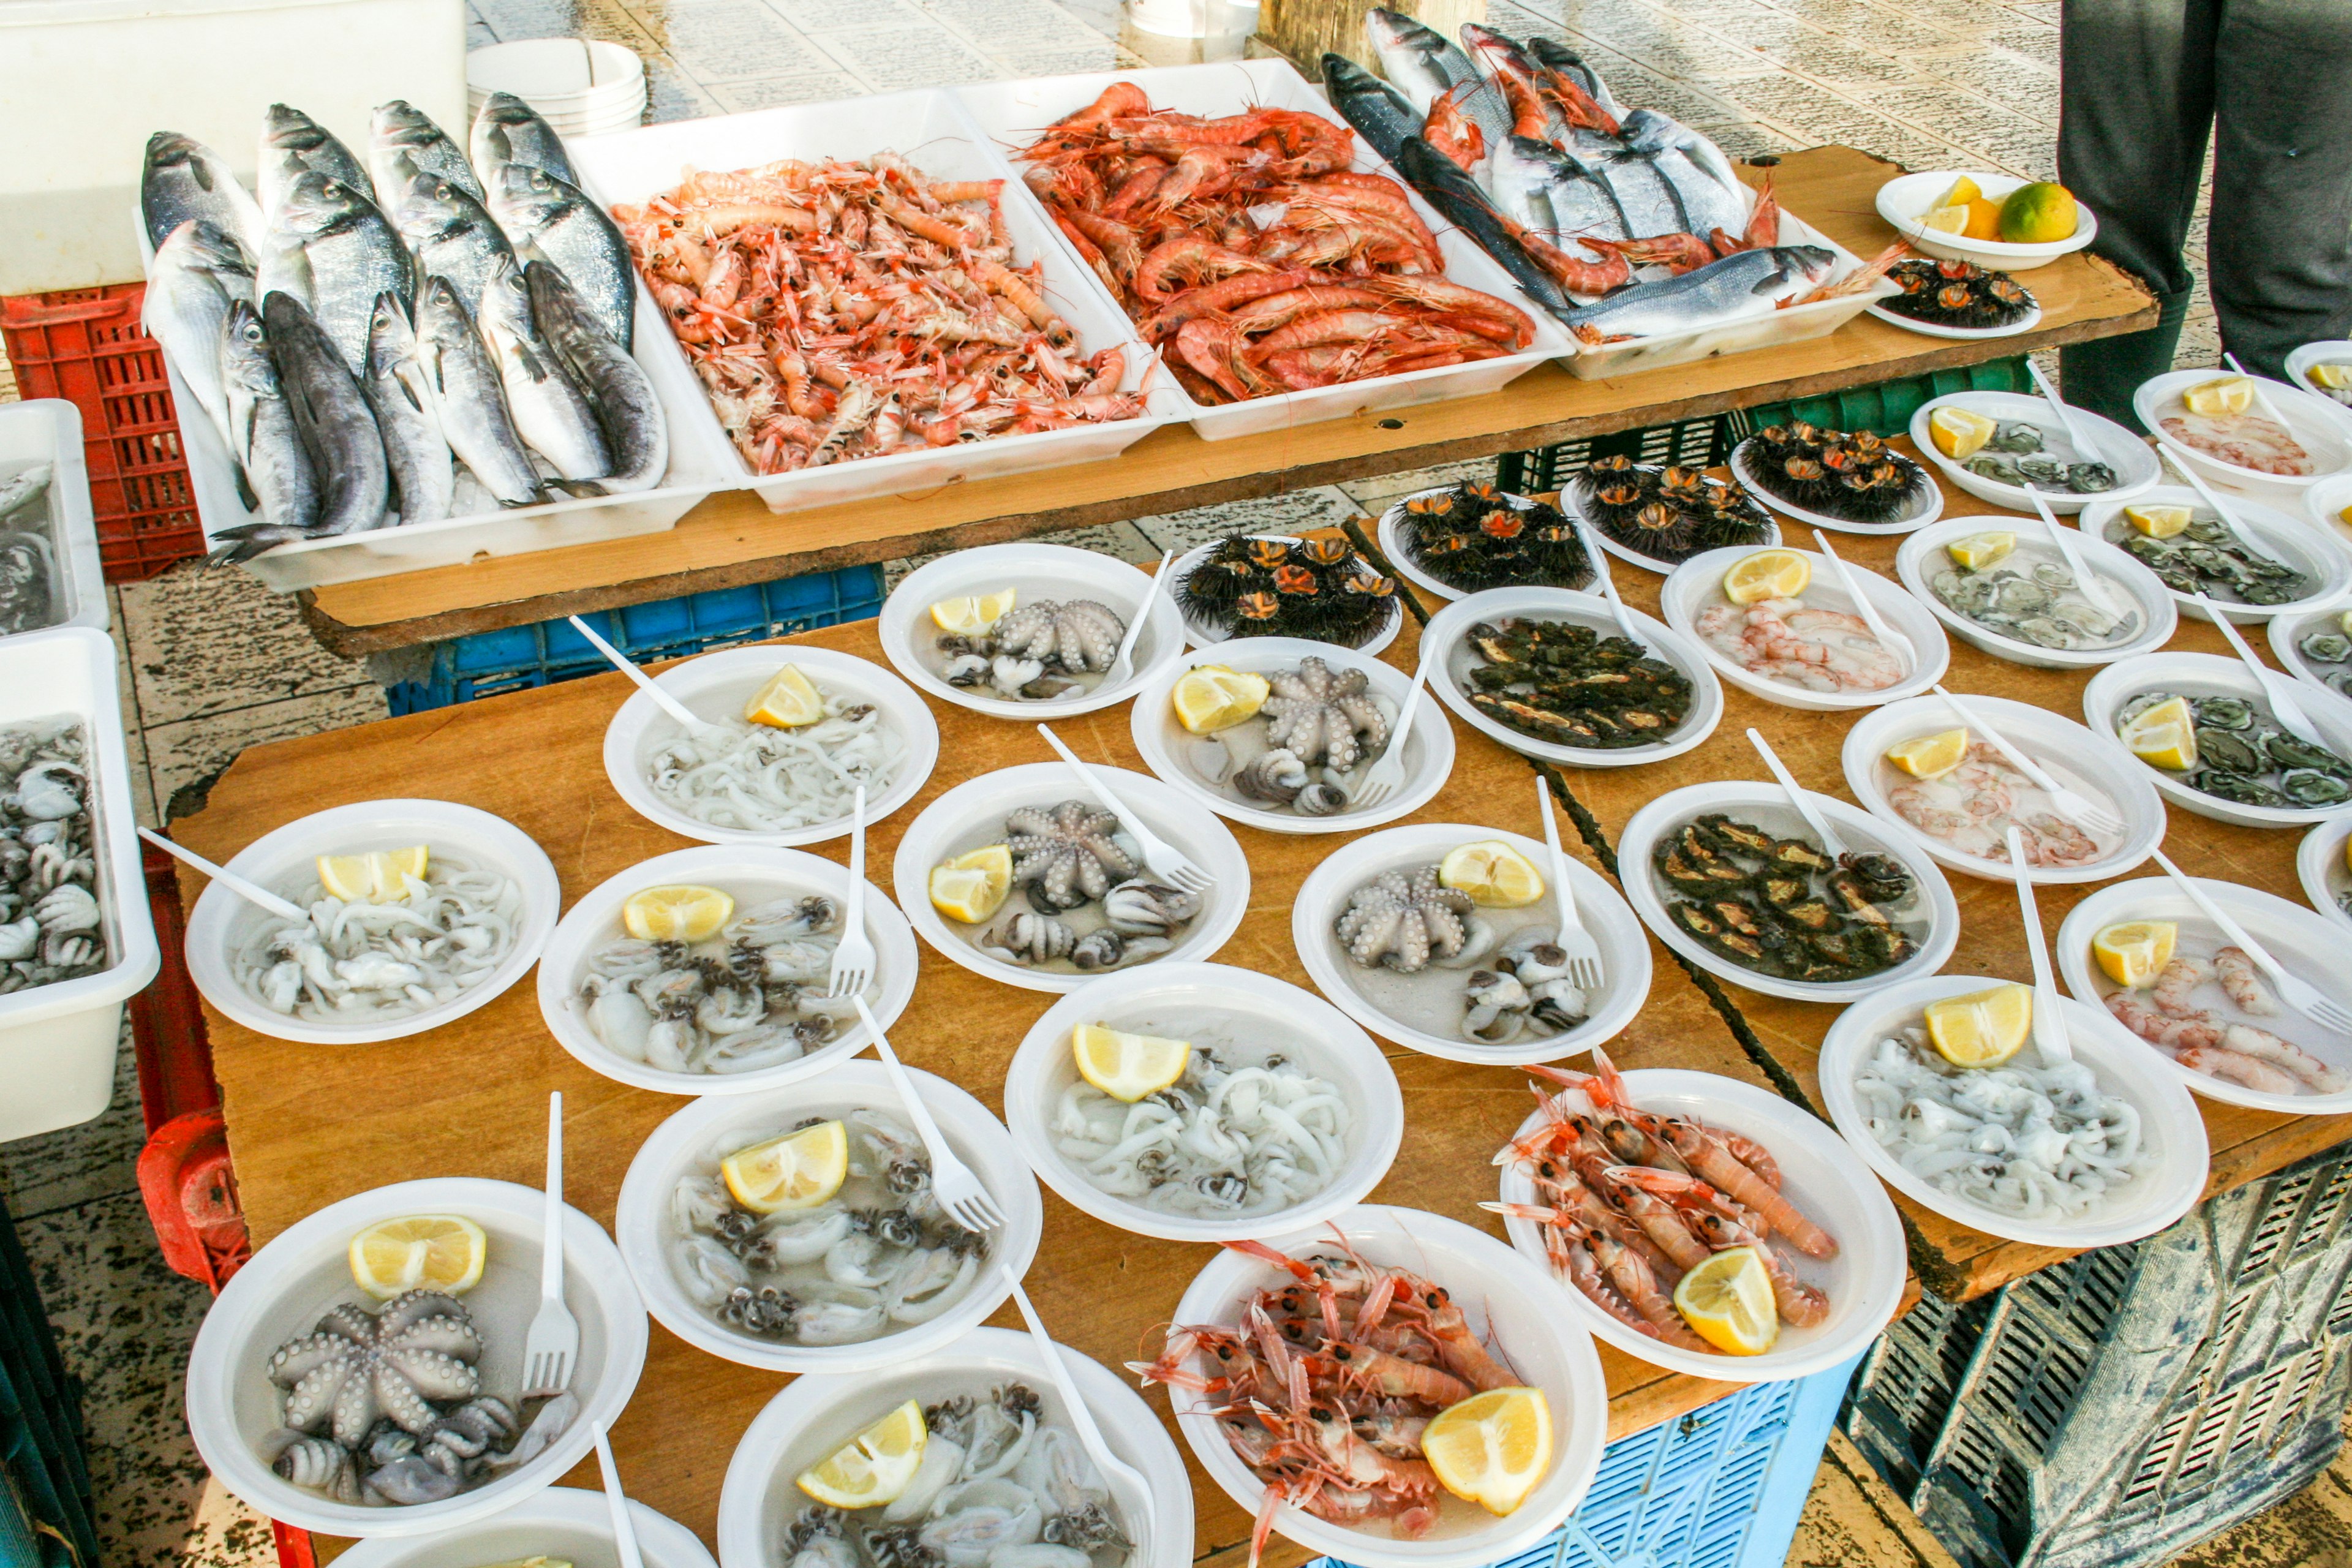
[1131,484,1364,554]
[1340,458,1504,508]
[0,1021,143,1219]
[1901,45,2059,124]
[1702,118,1804,158]
[179,1479,274,1568]
[145,685,389,823]
[118,563,375,728]
[1789,1430,1964,1568]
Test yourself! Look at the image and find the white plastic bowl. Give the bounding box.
[1841,694,2165,884]
[1167,534,1403,655]
[1128,636,1454,834]
[1418,587,1724,768]
[2056,877,2352,1115]
[2287,341,2352,410]
[2299,473,2352,553]
[1374,487,1597,604]
[184,799,559,1047]
[2078,485,2350,625]
[717,1325,1194,1568]
[2083,652,2352,829]
[186,1177,647,1537]
[328,1486,715,1568]
[890,761,1250,993]
[534,845,918,1095]
[1893,516,2176,669]
[1495,1067,1905,1379]
[1559,484,1781,578]
[1818,974,2208,1247]
[1167,1205,1607,1568]
[1619,782,1960,1004]
[613,1060,1041,1373]
[1002,962,1403,1241]
[1866,294,2044,342]
[1661,545,1950,712]
[1905,392,2160,514]
[1291,821,1651,1065]
[2267,598,2352,701]
[1728,438,1943,535]
[2297,816,2352,933]
[1872,171,2098,271]
[467,39,644,101]
[2133,369,2352,506]
[878,544,1186,720]
[600,646,939,848]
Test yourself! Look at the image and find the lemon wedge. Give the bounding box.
[930,588,1016,636]
[1674,1248,1778,1355]
[1929,407,1998,461]
[1887,728,1969,780]
[1073,1022,1189,1101]
[1924,982,2034,1068]
[317,846,428,902]
[1722,548,1809,606]
[2311,363,2352,391]
[2120,695,2198,772]
[349,1215,487,1299]
[622,884,735,943]
[723,1121,850,1213]
[1423,1387,1553,1515]
[929,845,1012,925]
[1438,840,1546,907]
[2093,920,2176,988]
[2124,503,2192,539]
[1918,203,1970,236]
[1945,531,2015,570]
[1934,175,1983,209]
[2182,376,2253,418]
[1172,665,1270,733]
[797,1400,927,1509]
[745,665,826,728]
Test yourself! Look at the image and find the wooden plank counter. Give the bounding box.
[294,145,2157,656]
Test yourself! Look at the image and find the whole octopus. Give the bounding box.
[970,801,1201,972]
[1193,656,1392,816]
[1335,864,1589,1043]
[938,599,1129,701]
[0,722,110,996]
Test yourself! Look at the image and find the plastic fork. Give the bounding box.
[850,995,1005,1232]
[1349,658,1430,810]
[1744,727,1847,858]
[1930,684,2125,837]
[2223,352,2301,435]
[1534,775,1604,992]
[2024,358,2098,466]
[1101,549,1174,692]
[998,1264,1159,1553]
[591,1422,647,1568]
[2198,590,2335,750]
[1035,723,1212,895]
[137,827,310,922]
[827,784,875,999]
[521,1090,578,1397]
[1810,530,1913,677]
[1572,515,1645,645]
[2150,848,2352,1034]
[2016,484,2129,623]
[568,614,710,733]
[2003,826,2074,1064]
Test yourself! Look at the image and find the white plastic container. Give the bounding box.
[0,627,159,1142]
[1872,171,2098,273]
[956,62,1576,438]
[0,401,105,639]
[2267,598,2352,703]
[2077,485,2350,626]
[330,1487,715,1568]
[1904,392,2159,515]
[2301,473,2352,554]
[2082,652,2352,830]
[1660,545,1950,712]
[2133,369,2352,508]
[1893,516,2176,671]
[2286,341,2352,406]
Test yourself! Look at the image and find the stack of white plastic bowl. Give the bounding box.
[466,39,646,138]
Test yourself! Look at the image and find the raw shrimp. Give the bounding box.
[2105,956,2348,1096]
[1694,595,1902,693]
[2212,947,2277,1016]
[1883,743,2109,867]
[2157,410,2313,477]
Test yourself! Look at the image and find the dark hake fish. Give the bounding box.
[470,92,578,188]
[1393,137,1573,317]
[144,221,257,448]
[477,255,610,484]
[361,293,457,526]
[258,104,371,223]
[370,100,483,207]
[394,171,517,324]
[211,299,320,559]
[414,276,543,506]
[1321,53,1419,170]
[141,132,266,260]
[272,170,413,377]
[1556,243,1836,341]
[263,291,390,537]
[528,261,667,492]
[484,164,635,351]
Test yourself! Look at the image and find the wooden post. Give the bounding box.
[1258,0,1482,80]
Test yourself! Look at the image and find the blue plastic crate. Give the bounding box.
[1319,1354,1856,1568]
[383,564,887,714]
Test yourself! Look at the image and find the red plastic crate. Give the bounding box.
[1,284,206,581]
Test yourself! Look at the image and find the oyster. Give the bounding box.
[2114,518,2310,606]
[2120,688,2352,809]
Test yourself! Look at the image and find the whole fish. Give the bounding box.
[393,171,516,323]
[477,255,610,483]
[484,164,635,350]
[1487,135,1628,244]
[1461,23,1573,145]
[369,100,483,208]
[1594,149,1691,238]
[211,299,320,557]
[0,466,53,521]
[273,170,413,376]
[1556,244,1836,341]
[361,293,456,526]
[1321,53,1419,170]
[258,104,371,223]
[263,291,390,537]
[1619,109,1743,202]
[413,276,543,506]
[1393,138,1572,318]
[141,132,265,260]
[1529,37,1624,121]
[1640,143,1747,240]
[1366,9,1509,144]
[470,92,578,187]
[143,221,258,448]
[528,260,666,492]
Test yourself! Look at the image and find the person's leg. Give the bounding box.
[2056,0,2217,428]
[2208,0,2352,377]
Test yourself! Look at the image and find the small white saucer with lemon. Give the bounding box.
[2285,341,2352,415]
[1907,391,2158,514]
[1872,171,2097,270]
[2085,653,2352,829]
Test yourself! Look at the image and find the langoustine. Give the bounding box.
[2103,951,2348,1097]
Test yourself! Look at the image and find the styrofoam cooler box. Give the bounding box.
[566,91,1185,516]
[0,627,159,1143]
[956,61,1577,440]
[0,400,107,639]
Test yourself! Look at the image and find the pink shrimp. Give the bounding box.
[2220,1024,2348,1092]
[2106,990,2222,1050]
[1657,1121,1838,1259]
[2212,948,2278,1016]
[1578,1225,1711,1350]
[2150,959,2211,1019]
[2176,1046,2304,1096]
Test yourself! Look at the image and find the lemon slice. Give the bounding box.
[745,665,826,728]
[622,884,735,943]
[723,1121,850,1213]
[930,588,1016,635]
[1673,1247,1779,1355]
[1918,203,1970,236]
[1924,982,2034,1068]
[2312,363,2352,391]
[1945,531,2015,570]
[349,1215,487,1299]
[1934,175,1982,209]
[1073,1022,1190,1101]
[1172,665,1270,734]
[1722,548,1809,606]
[1438,840,1546,907]
[2182,376,2253,418]
[1929,407,1998,461]
[1423,1387,1553,1515]
[2123,503,2191,539]
[2120,695,2197,772]
[929,844,1012,924]
[1886,728,1969,780]
[317,846,429,902]
[797,1400,927,1509]
[2093,920,2176,988]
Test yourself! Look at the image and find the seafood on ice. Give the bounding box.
[1175,534,1399,647]
[1456,616,1696,750]
[230,850,519,1022]
[2116,690,2352,809]
[1185,655,1396,817]
[647,680,902,833]
[1879,259,2035,333]
[1928,539,2138,651]
[944,802,1202,974]
[0,720,111,997]
[935,597,1128,702]
[0,464,58,638]
[2101,511,2310,607]
[613,153,1145,475]
[669,1111,987,1344]
[1332,863,1589,1044]
[1390,481,1592,594]
[2103,949,2349,1098]
[1882,742,2113,867]
[1742,424,1935,526]
[1011,81,1539,401]
[1569,456,1773,567]
[1654,813,1923,984]
[2158,409,2313,477]
[1693,590,1903,694]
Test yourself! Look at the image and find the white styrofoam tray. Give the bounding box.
[567,89,1183,514]
[955,61,1575,440]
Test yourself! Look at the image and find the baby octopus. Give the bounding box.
[266,1290,483,1449]
[1262,656,1389,770]
[1007,801,1142,912]
[1336,865,1494,973]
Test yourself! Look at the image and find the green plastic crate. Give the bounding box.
[1728,357,2032,441]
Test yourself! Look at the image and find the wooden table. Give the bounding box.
[293,145,2156,657]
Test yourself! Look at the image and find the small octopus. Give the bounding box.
[265,1289,483,1449]
[1335,865,1492,973]
[1005,801,1141,911]
[1262,657,1389,771]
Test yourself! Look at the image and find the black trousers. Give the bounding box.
[2056,0,2352,429]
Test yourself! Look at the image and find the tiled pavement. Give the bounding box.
[0,0,2296,1562]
